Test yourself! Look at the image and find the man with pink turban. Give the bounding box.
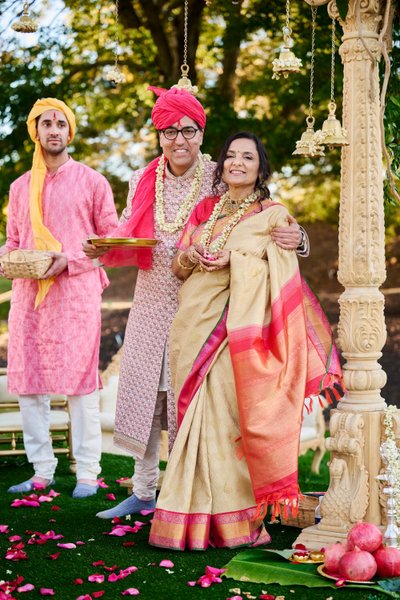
[1,98,118,498]
[89,86,308,519]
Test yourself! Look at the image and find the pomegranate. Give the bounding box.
[338,547,377,581]
[373,545,400,578]
[324,542,349,574]
[347,521,383,553]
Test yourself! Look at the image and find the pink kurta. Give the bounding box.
[114,158,217,459]
[6,157,118,395]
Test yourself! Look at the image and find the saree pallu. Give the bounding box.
[149,200,343,551]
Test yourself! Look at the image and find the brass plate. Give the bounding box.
[88,238,158,248]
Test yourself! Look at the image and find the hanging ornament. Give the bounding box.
[292,6,324,157]
[272,0,302,80]
[172,0,198,95]
[105,0,126,87]
[319,18,349,149]
[11,2,38,33]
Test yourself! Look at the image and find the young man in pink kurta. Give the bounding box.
[1,98,118,498]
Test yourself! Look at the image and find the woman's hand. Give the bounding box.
[199,250,230,271]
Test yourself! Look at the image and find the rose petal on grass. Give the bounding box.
[97,478,109,489]
[139,509,154,516]
[0,524,9,533]
[88,574,105,583]
[47,489,60,497]
[92,560,105,566]
[76,541,86,546]
[103,565,118,572]
[40,588,55,596]
[187,581,196,587]
[9,535,22,542]
[76,595,92,600]
[122,542,135,547]
[73,578,84,585]
[227,596,243,600]
[11,499,41,508]
[47,552,61,560]
[259,595,275,600]
[92,592,105,598]
[51,506,61,511]
[121,589,140,596]
[159,560,174,568]
[116,477,130,483]
[57,542,77,549]
[106,493,116,501]
[17,583,35,592]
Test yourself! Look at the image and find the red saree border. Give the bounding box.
[149,506,271,551]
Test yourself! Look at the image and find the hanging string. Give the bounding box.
[330,17,336,104]
[172,0,198,94]
[105,0,126,85]
[308,6,317,119]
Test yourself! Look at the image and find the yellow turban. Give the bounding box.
[26,98,76,308]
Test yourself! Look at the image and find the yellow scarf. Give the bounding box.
[26,98,76,308]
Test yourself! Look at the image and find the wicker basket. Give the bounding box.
[280,493,324,529]
[0,249,53,279]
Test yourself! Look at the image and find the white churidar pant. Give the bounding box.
[18,390,102,481]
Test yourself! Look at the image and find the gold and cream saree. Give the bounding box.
[149,197,343,551]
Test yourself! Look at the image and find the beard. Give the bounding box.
[42,139,68,155]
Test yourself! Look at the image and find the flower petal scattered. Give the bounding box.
[106,493,116,501]
[88,574,105,583]
[159,559,174,568]
[121,589,140,596]
[40,588,55,596]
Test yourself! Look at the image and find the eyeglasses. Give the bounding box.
[160,126,199,141]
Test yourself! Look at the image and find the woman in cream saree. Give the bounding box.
[149,132,343,551]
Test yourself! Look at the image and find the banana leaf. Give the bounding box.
[223,549,399,597]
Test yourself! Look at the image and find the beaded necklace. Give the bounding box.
[155,154,205,234]
[200,190,260,254]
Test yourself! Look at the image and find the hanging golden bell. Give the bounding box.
[321,101,349,149]
[11,2,38,33]
[272,45,302,80]
[172,64,198,96]
[293,116,325,157]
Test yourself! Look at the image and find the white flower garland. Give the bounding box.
[383,405,400,524]
[155,154,205,234]
[200,190,260,254]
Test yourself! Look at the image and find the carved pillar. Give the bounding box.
[296,0,389,549]
[335,0,387,412]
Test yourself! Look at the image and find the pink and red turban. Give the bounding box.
[149,86,206,130]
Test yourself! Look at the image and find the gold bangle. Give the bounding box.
[177,252,195,270]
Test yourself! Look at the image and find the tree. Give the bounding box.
[0,0,398,235]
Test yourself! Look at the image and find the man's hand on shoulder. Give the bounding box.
[41,252,68,279]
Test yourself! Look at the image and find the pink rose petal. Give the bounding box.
[17,583,35,592]
[139,509,154,516]
[76,595,92,600]
[73,578,84,585]
[9,535,22,542]
[0,524,9,533]
[47,552,61,560]
[92,560,105,566]
[187,581,196,587]
[51,505,61,511]
[121,589,140,596]
[57,542,77,549]
[227,596,243,600]
[76,541,86,545]
[97,478,109,489]
[93,592,105,598]
[106,493,116,501]
[159,559,174,568]
[88,574,105,583]
[40,588,55,596]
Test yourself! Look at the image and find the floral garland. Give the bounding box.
[155,154,206,234]
[200,190,260,254]
[382,405,400,524]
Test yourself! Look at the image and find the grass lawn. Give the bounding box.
[0,451,394,600]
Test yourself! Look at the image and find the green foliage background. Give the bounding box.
[0,0,398,237]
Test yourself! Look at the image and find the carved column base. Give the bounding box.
[294,410,385,549]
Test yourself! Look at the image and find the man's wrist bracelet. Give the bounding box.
[177,252,195,270]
